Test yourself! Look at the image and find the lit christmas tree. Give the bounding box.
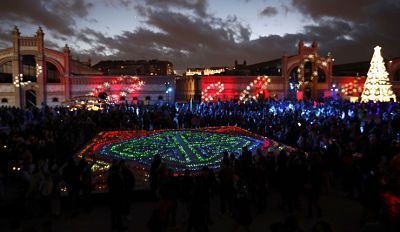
[361,46,396,103]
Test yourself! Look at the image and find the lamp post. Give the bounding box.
[165,81,172,104]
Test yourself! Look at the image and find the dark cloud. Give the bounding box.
[78,0,398,70]
[291,0,400,61]
[75,8,295,69]
[0,27,11,47]
[291,0,377,21]
[259,6,278,17]
[144,0,208,17]
[0,0,93,35]
[0,0,398,71]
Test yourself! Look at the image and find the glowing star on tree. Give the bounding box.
[361,46,396,103]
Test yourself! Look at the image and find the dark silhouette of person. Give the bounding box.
[107,160,126,231]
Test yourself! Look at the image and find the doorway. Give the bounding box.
[25,89,36,108]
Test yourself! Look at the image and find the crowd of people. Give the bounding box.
[0,98,399,231]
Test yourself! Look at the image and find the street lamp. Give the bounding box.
[165,81,172,103]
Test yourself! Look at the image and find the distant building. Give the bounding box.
[185,67,227,76]
[93,59,174,76]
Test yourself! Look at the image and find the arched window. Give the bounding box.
[52,97,59,102]
[0,61,12,83]
[1,98,8,103]
[46,62,61,83]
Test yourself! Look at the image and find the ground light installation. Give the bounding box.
[78,126,294,191]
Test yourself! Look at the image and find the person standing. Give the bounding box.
[108,160,126,231]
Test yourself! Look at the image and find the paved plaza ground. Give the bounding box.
[1,186,365,232]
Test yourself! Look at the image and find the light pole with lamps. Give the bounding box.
[165,81,172,103]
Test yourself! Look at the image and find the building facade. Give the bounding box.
[93,59,174,76]
[0,27,175,108]
[177,41,399,102]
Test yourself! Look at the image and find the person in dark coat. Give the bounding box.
[107,160,126,231]
[219,158,234,214]
[120,160,135,220]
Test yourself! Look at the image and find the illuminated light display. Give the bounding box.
[88,75,145,102]
[36,63,42,78]
[297,54,332,89]
[62,96,106,111]
[79,127,295,191]
[202,82,224,102]
[13,73,36,88]
[201,76,271,102]
[239,76,271,102]
[186,68,226,76]
[340,78,363,96]
[361,46,396,103]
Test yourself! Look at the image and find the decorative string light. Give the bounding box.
[202,82,224,102]
[88,75,145,102]
[340,78,363,96]
[297,54,331,89]
[13,73,35,88]
[36,64,42,78]
[239,76,271,102]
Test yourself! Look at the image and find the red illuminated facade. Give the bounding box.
[0,27,175,107]
[177,41,399,102]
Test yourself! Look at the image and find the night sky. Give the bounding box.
[0,0,399,72]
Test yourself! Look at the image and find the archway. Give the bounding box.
[304,87,312,100]
[303,61,312,82]
[317,67,326,83]
[288,66,299,99]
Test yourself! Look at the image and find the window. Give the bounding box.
[52,97,59,102]
[22,55,36,82]
[145,96,151,100]
[158,96,163,100]
[46,62,61,83]
[0,61,12,83]
[1,98,8,103]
